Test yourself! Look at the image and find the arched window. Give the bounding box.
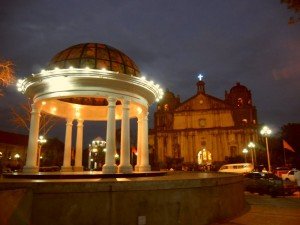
[197,149,212,165]
[237,98,243,107]
[164,104,169,111]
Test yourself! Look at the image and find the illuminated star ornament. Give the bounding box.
[198,74,204,81]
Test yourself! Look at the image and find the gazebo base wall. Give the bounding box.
[0,172,246,225]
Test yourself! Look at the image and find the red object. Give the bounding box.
[283,140,295,152]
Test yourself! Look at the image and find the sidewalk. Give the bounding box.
[211,192,300,225]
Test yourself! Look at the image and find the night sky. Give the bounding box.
[0,0,299,146]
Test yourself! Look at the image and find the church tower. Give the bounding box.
[225,82,257,127]
[154,89,180,131]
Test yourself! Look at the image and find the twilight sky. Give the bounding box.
[0,0,299,146]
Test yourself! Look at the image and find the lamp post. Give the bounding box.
[88,142,99,170]
[37,135,47,168]
[88,139,106,170]
[260,126,272,172]
[0,151,2,174]
[248,142,256,166]
[242,148,248,163]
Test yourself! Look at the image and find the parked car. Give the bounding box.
[244,172,292,197]
[273,166,290,178]
[219,163,254,174]
[281,169,299,182]
[295,171,300,187]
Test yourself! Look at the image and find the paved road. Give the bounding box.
[211,192,300,225]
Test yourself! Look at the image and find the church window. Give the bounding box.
[237,98,243,107]
[164,104,169,111]
[199,118,206,128]
[197,149,212,165]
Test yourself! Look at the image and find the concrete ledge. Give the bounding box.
[0,189,32,225]
[60,166,73,172]
[0,172,246,225]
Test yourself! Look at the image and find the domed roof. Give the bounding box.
[229,82,248,93]
[47,43,140,76]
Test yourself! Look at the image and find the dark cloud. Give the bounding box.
[0,0,299,145]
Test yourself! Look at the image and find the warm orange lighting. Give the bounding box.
[137,107,142,114]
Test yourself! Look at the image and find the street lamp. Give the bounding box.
[37,135,47,168]
[248,142,256,166]
[0,152,2,174]
[260,126,272,172]
[88,139,106,170]
[242,148,248,163]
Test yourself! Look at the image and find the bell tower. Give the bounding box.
[154,89,180,131]
[225,82,257,126]
[197,74,205,94]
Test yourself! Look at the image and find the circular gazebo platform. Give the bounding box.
[2,170,167,179]
[0,172,246,225]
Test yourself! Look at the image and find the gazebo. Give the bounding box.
[17,43,163,174]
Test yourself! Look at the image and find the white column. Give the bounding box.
[23,102,41,173]
[118,99,133,173]
[102,97,117,174]
[61,118,73,172]
[134,115,143,172]
[139,110,151,172]
[74,119,84,171]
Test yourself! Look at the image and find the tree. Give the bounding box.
[0,60,16,96]
[10,99,59,135]
[40,138,64,167]
[281,0,300,24]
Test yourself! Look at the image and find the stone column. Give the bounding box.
[102,97,117,174]
[61,118,73,172]
[134,115,143,172]
[118,99,133,173]
[139,110,151,172]
[74,119,84,171]
[23,102,41,173]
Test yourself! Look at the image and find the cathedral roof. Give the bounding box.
[175,92,231,112]
[229,82,249,94]
[47,43,140,76]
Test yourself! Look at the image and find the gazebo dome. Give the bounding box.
[47,43,140,77]
[18,42,163,119]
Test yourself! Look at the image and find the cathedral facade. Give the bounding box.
[149,78,259,167]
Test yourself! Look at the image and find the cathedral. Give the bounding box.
[149,76,259,168]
